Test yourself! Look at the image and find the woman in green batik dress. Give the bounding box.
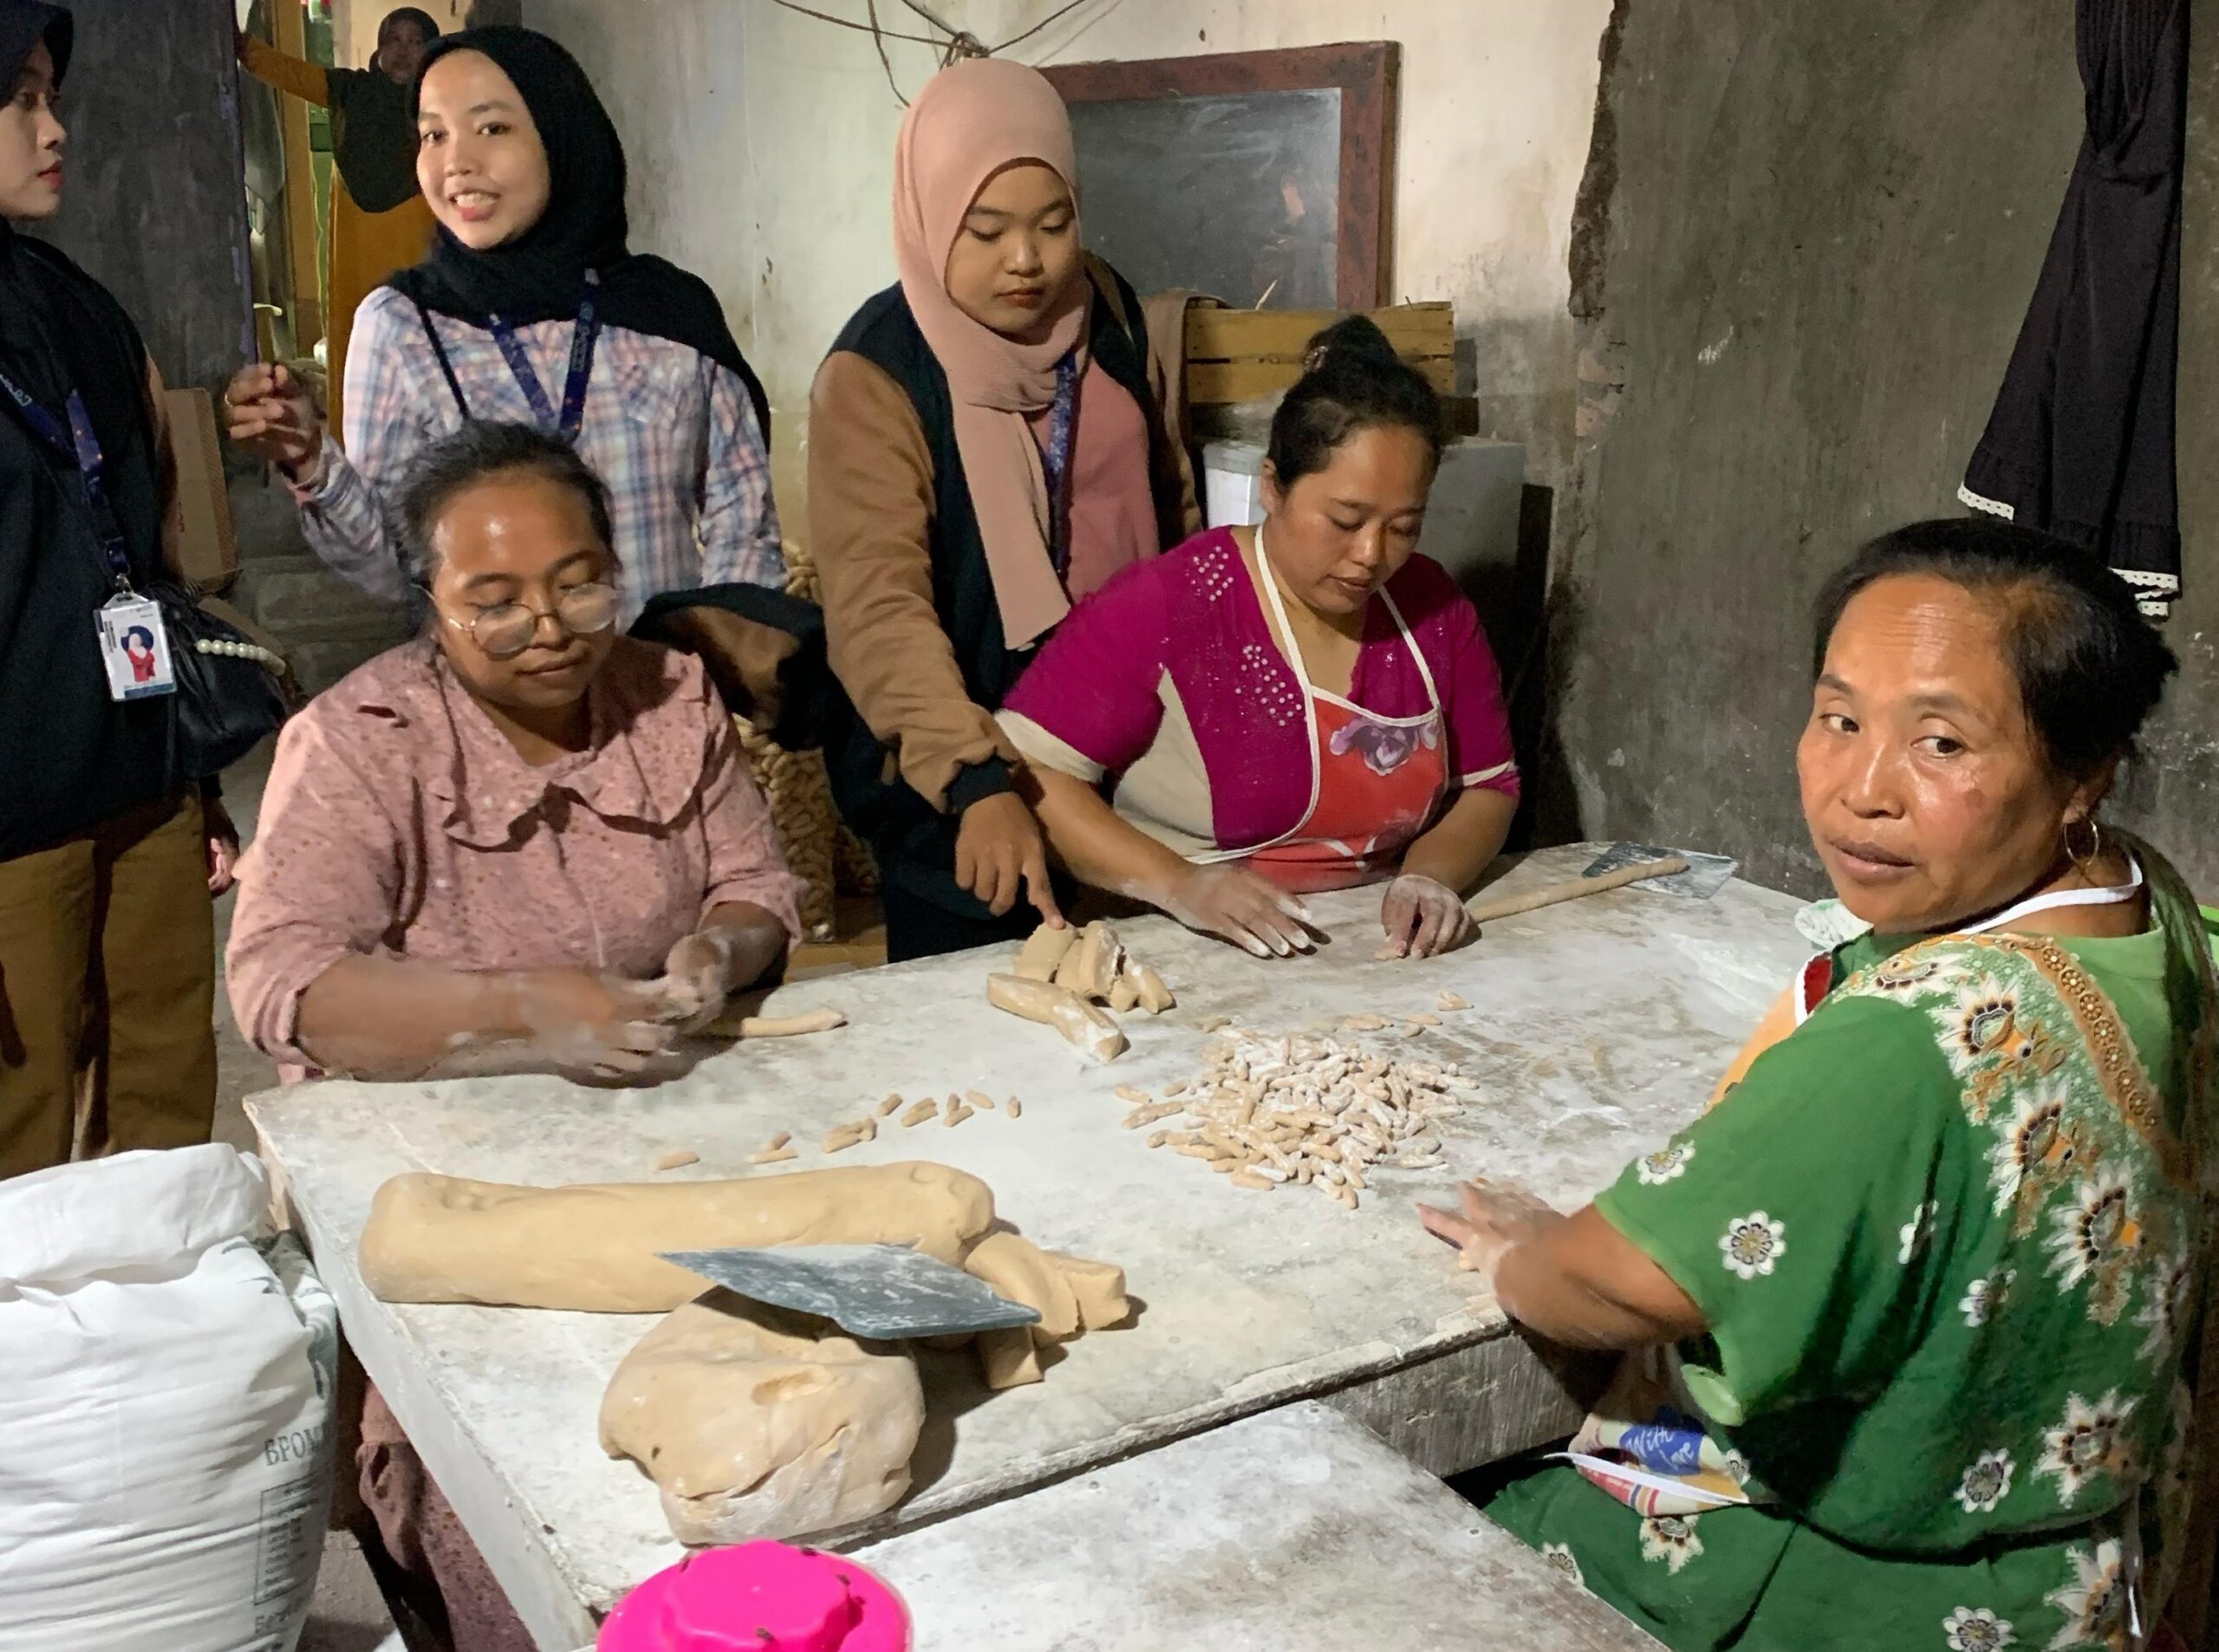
[1422,517,2217,1652]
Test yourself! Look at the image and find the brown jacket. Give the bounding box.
[809,262,1199,816]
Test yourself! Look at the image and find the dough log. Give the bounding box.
[734,1007,848,1038]
[361,1161,998,1311]
[600,1290,923,1545]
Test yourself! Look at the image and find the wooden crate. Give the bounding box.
[1183,302,1455,405]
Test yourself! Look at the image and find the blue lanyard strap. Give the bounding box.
[1039,351,1081,578]
[0,367,136,588]
[487,271,601,443]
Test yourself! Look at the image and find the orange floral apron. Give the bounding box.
[1227,553,1448,894]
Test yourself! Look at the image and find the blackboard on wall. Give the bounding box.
[1044,43,1399,312]
[1067,88,1341,309]
[29,0,254,397]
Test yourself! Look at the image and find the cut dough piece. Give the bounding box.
[1012,922,1078,983]
[960,1237,1129,1388]
[1053,920,1119,1001]
[654,1150,700,1173]
[1130,965,1175,1014]
[1050,995,1128,1064]
[977,1326,1042,1389]
[1106,975,1140,1013]
[987,973,1129,1063]
[986,972,1077,1025]
[361,1161,999,1311]
[599,1290,923,1545]
[1041,1249,1130,1332]
[963,1230,1080,1338]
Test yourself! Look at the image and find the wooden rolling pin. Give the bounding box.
[1464,855,1689,925]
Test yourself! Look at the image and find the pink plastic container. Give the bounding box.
[597,1541,911,1652]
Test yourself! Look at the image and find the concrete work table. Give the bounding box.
[250,844,1808,1648]
[852,1402,1661,1649]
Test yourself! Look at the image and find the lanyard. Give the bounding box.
[0,366,135,589]
[1039,351,1080,577]
[487,271,601,442]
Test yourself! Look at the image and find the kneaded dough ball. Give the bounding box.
[601,1290,925,1545]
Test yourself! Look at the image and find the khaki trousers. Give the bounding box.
[0,789,217,1179]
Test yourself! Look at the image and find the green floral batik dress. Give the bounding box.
[1485,886,2217,1652]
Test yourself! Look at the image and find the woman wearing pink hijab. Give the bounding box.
[810,57,1197,962]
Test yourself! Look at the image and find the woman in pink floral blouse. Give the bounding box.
[227,420,803,1085]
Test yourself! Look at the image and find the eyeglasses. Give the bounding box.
[442,582,620,660]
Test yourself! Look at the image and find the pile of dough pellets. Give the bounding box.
[1121,1025,1473,1211]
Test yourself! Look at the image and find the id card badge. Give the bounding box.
[94,594,177,701]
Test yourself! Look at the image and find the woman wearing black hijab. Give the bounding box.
[238,6,443,433]
[0,0,229,1178]
[226,26,782,619]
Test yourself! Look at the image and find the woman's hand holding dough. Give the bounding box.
[954,790,1064,924]
[224,361,325,480]
[1380,873,1475,959]
[506,967,679,1081]
[654,931,736,1030]
[1161,864,1316,959]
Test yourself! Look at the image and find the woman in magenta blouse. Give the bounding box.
[999,318,1519,960]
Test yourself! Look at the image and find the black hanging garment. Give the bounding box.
[1961,0,2188,620]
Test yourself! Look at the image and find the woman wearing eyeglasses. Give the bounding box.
[226,420,804,1087]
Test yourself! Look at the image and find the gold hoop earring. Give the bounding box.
[2064,816,2104,873]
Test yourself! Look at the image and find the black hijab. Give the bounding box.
[0,0,66,104]
[386,26,769,439]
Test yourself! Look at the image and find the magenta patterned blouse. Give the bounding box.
[997,528,1519,862]
[226,635,804,1070]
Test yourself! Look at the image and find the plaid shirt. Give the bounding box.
[296,285,783,621]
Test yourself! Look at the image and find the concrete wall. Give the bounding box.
[1549,0,2219,894]
[29,0,253,399]
[525,0,1614,558]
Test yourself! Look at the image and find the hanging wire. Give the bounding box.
[764,0,939,48]
[863,0,909,103]
[985,0,1092,53]
[762,0,1102,106]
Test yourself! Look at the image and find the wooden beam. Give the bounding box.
[1188,356,1456,404]
[1183,302,1456,405]
[1186,302,1454,365]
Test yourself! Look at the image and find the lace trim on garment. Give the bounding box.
[1958,483,2017,520]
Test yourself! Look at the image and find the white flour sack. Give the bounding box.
[0,1145,339,1652]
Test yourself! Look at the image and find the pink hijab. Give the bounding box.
[894,58,1090,649]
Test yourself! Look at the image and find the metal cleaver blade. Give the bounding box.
[659,1245,1044,1342]
[1583,841,1739,901]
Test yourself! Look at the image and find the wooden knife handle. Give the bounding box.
[1463,856,1690,926]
